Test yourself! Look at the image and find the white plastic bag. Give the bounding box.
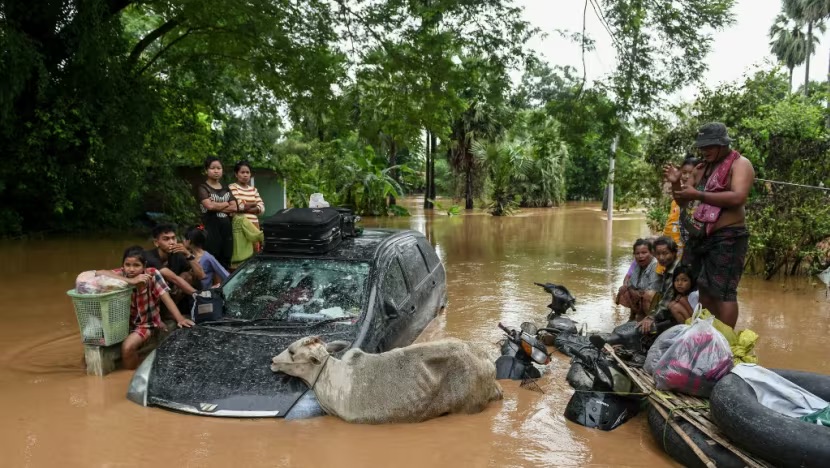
[644,324,686,375]
[309,193,330,208]
[653,307,734,397]
[75,271,130,294]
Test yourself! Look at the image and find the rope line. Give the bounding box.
[754,178,830,192]
[661,403,711,450]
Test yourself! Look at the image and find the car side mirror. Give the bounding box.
[383,299,399,319]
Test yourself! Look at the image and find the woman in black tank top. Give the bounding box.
[196,157,237,269]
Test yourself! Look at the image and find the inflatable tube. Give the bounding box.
[710,369,830,468]
[647,404,745,468]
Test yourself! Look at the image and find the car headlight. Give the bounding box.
[126,350,155,406]
[284,390,325,420]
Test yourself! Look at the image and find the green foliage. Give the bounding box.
[600,0,737,114]
[645,68,830,276]
[645,197,671,233]
[472,140,526,216]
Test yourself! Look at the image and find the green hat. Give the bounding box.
[694,122,732,147]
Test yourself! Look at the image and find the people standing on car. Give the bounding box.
[95,246,194,369]
[183,225,229,289]
[197,157,238,269]
[229,160,265,230]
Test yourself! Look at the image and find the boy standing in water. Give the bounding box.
[664,123,754,328]
[96,246,194,369]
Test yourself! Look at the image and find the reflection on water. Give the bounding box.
[1,200,828,467]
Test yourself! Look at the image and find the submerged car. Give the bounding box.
[127,229,447,418]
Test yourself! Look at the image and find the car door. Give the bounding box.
[376,253,413,352]
[416,236,446,310]
[397,238,435,342]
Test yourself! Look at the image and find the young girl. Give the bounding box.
[668,265,699,324]
[197,157,237,269]
[184,225,229,290]
[96,246,194,369]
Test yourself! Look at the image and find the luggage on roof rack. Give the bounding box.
[261,206,362,254]
[261,207,342,254]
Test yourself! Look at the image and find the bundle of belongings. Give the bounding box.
[75,271,130,295]
[729,364,830,427]
[644,306,758,397]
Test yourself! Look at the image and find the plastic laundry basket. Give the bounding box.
[67,288,132,346]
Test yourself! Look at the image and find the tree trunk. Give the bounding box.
[826,46,830,125]
[789,66,794,94]
[804,21,813,97]
[388,139,397,206]
[429,132,437,202]
[423,130,433,209]
[464,146,474,210]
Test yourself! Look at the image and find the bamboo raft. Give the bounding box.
[604,344,771,468]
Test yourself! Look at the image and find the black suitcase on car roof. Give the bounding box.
[334,207,361,238]
[261,207,342,254]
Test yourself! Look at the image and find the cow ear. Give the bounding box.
[325,340,351,354]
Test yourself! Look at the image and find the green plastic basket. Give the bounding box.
[67,288,132,346]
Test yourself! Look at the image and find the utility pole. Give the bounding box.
[607,135,618,222]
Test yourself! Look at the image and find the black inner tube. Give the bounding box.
[710,368,830,468]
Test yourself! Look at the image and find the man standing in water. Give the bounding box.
[664,123,754,328]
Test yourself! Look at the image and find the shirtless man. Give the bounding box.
[663,122,755,328]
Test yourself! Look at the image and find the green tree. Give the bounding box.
[769,13,812,92]
[782,0,829,96]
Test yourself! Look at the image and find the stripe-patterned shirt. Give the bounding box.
[229,182,265,226]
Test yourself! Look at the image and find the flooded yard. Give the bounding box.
[1,201,828,467]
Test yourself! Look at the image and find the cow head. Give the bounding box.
[270,336,350,383]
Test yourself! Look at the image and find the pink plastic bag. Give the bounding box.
[75,271,129,294]
[653,314,733,397]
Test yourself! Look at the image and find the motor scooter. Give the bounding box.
[494,322,551,380]
[531,282,579,347]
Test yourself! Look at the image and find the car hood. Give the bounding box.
[144,325,353,418]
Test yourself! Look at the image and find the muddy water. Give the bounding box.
[1,201,828,467]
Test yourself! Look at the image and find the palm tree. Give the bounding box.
[783,0,830,96]
[769,14,810,92]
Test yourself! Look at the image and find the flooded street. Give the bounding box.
[1,201,829,467]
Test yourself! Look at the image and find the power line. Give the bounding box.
[755,178,830,192]
[588,0,620,49]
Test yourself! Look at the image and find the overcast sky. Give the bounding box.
[518,0,830,102]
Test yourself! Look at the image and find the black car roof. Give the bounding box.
[256,228,420,262]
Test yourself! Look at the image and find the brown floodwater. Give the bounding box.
[1,200,828,467]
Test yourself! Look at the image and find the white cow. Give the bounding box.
[271,336,503,424]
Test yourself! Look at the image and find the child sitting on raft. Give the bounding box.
[667,265,699,324]
[95,246,194,369]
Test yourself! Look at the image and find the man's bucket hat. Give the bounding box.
[694,122,732,147]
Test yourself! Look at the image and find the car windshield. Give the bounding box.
[222,257,370,324]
